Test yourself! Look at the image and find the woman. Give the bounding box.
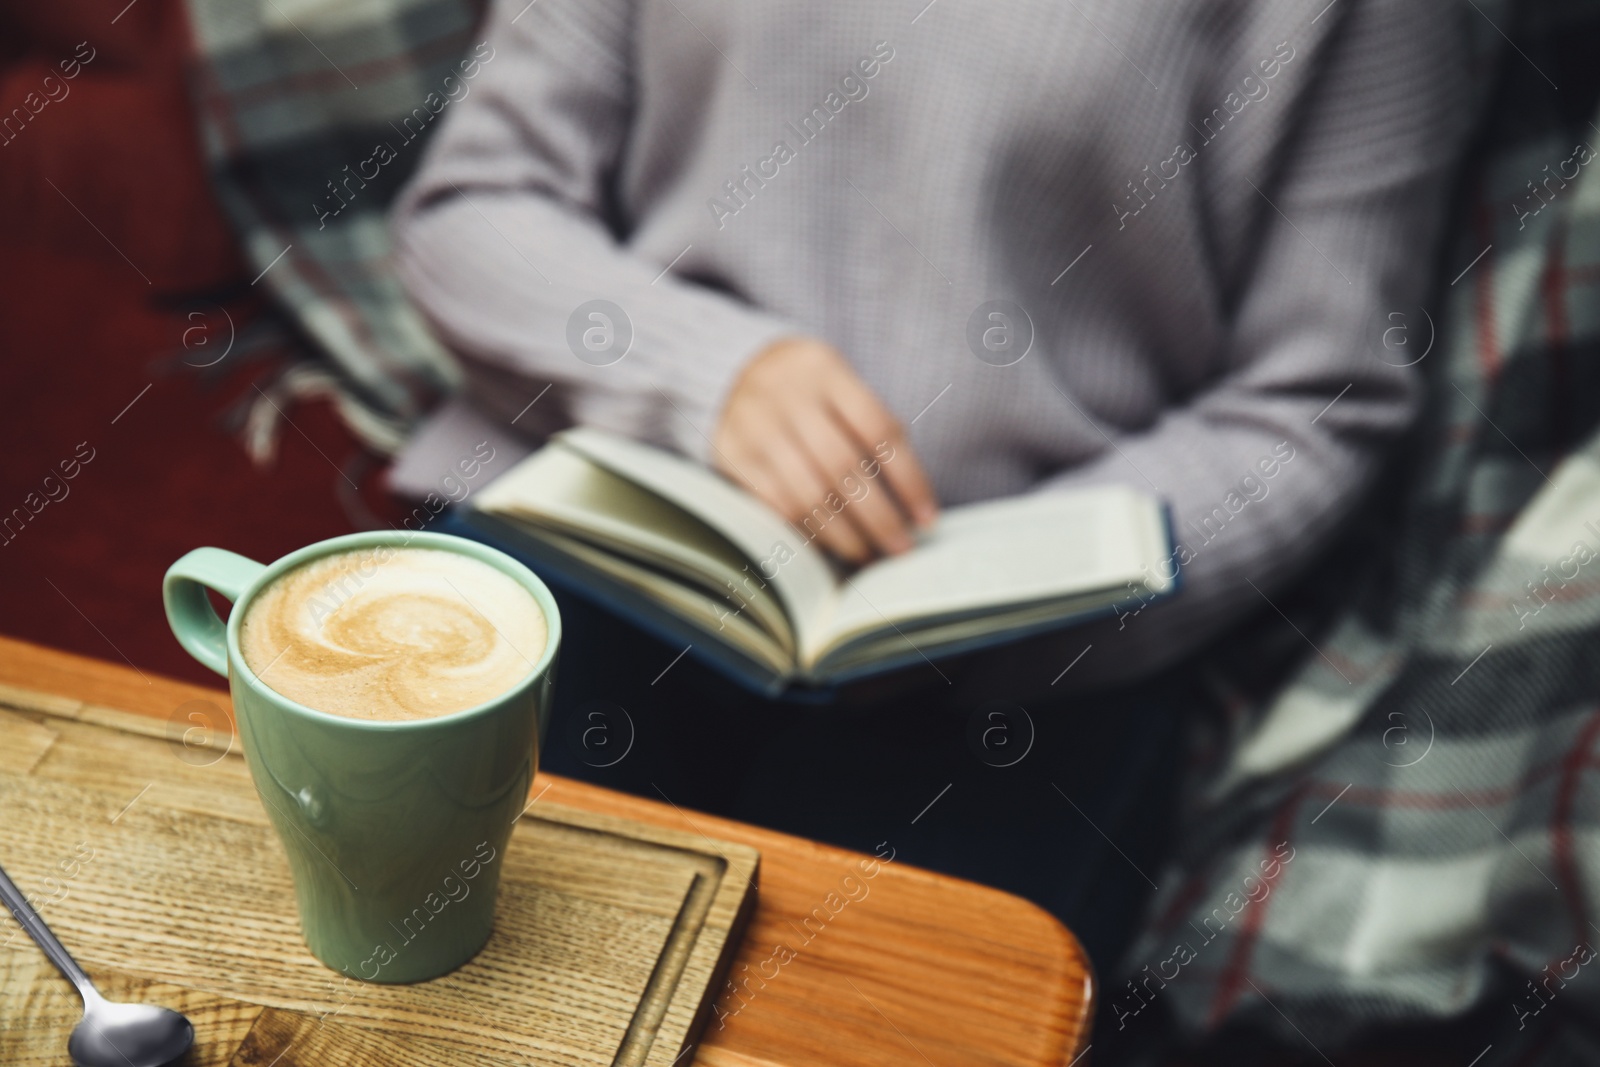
[390,0,1471,973]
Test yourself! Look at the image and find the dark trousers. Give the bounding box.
[536,586,1189,981]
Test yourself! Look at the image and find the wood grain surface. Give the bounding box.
[0,698,756,1065]
[0,635,1093,1066]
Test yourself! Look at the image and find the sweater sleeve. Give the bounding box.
[1031,0,1472,684]
[390,0,796,460]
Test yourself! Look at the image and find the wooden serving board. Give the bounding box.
[0,692,758,1067]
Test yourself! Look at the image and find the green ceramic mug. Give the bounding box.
[162,531,560,983]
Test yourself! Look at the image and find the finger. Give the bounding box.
[825,376,940,527]
[720,404,873,564]
[745,430,825,523]
[808,500,873,565]
[869,433,940,529]
[763,427,874,564]
[791,407,915,557]
[712,425,779,501]
[726,445,797,522]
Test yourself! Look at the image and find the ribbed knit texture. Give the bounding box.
[392,0,1472,681]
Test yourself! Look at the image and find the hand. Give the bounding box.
[713,337,939,565]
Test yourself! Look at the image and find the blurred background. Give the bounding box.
[0,0,419,686]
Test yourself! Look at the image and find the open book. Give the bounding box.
[463,428,1177,693]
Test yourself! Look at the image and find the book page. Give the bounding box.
[531,528,794,677]
[816,587,1140,678]
[555,429,839,652]
[474,445,794,651]
[818,487,1171,661]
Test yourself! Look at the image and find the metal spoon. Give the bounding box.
[0,860,194,1067]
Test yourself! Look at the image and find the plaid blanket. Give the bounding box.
[181,0,479,460]
[1114,3,1600,1063]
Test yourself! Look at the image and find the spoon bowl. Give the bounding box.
[1,860,194,1067]
[68,998,195,1067]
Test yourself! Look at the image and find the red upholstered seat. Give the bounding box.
[0,0,405,686]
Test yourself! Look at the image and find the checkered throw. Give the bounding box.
[181,0,479,459]
[1116,3,1600,1063]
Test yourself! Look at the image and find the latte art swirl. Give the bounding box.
[240,547,547,720]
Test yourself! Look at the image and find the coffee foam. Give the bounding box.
[239,547,547,721]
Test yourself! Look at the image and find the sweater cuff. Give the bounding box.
[626,293,796,464]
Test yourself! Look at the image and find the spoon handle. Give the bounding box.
[0,860,98,1000]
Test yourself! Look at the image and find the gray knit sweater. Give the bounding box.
[391,0,1472,685]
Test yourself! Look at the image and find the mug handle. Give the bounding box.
[163,548,268,677]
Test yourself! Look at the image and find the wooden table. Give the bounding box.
[0,635,1092,1066]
